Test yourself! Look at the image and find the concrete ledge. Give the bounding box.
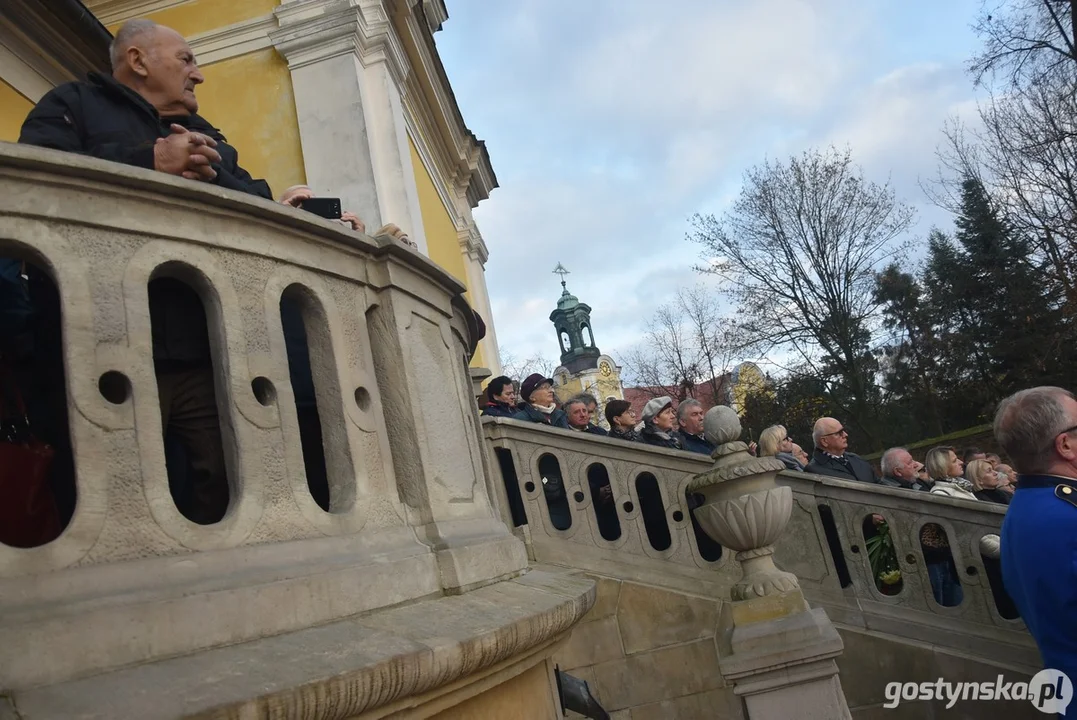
[1,529,446,689]
[8,569,595,720]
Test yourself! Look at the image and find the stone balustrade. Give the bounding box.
[482,415,733,596]
[483,416,1039,677]
[776,469,1036,671]
[0,144,591,718]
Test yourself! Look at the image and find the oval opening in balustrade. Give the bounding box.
[281,284,357,514]
[0,256,76,548]
[635,472,671,551]
[494,448,527,527]
[537,453,571,530]
[817,504,852,588]
[280,286,331,511]
[863,514,903,595]
[149,270,231,525]
[587,463,621,541]
[919,522,964,607]
[685,489,722,562]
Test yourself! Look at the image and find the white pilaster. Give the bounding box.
[458,220,500,374]
[270,0,428,253]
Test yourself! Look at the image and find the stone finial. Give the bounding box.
[704,405,741,447]
[689,406,800,602]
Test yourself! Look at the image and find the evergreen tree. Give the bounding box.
[875,176,1074,443]
[948,177,1068,395]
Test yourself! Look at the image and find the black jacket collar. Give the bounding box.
[86,72,224,138]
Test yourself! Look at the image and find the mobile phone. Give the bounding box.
[299,197,342,220]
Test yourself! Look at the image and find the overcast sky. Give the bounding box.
[435,0,985,373]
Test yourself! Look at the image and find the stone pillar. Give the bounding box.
[271,0,429,254]
[365,259,527,594]
[689,406,851,719]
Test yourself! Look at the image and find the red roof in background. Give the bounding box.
[621,378,731,419]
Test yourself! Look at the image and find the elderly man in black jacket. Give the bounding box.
[804,417,880,484]
[18,19,272,524]
[19,19,270,198]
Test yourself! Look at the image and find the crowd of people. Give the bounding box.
[482,373,722,456]
[481,371,1022,610]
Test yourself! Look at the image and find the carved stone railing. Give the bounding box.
[482,416,733,597]
[0,143,592,713]
[776,470,1037,671]
[483,417,1038,674]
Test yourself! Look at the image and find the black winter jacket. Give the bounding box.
[676,430,715,456]
[608,426,641,443]
[481,401,518,418]
[19,73,272,363]
[805,448,879,484]
[640,423,682,450]
[569,423,608,437]
[19,72,272,199]
[513,404,569,428]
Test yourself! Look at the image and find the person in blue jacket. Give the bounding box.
[997,386,1077,691]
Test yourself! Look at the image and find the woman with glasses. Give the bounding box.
[759,424,804,471]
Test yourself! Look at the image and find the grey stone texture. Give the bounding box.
[0,144,581,717]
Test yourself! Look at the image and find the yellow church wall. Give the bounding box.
[408,135,487,368]
[190,50,306,196]
[0,79,33,143]
[114,0,279,39]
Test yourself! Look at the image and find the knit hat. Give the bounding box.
[605,399,632,426]
[520,373,554,402]
[641,396,673,423]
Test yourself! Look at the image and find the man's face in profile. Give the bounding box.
[143,28,204,115]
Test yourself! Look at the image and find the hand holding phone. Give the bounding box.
[299,197,342,220]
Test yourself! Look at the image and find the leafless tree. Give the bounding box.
[498,347,557,383]
[689,146,915,435]
[622,286,754,402]
[969,0,1077,86]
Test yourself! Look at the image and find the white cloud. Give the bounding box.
[437,0,984,370]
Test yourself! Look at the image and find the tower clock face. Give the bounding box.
[600,362,612,377]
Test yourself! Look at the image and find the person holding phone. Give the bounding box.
[278,185,364,232]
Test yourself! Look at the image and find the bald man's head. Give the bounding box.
[813,416,849,455]
[110,20,203,115]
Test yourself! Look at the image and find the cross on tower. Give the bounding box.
[553,262,570,290]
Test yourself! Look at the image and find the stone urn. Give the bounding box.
[687,406,800,601]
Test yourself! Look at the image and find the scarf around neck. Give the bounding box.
[532,403,557,415]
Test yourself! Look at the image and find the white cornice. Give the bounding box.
[83,0,193,26]
[189,14,275,66]
[400,10,496,207]
[0,19,78,100]
[270,0,408,85]
[420,0,448,33]
[457,222,489,265]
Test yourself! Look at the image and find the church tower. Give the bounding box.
[549,264,625,427]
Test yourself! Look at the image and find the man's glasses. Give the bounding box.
[820,428,848,438]
[1048,423,1077,450]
